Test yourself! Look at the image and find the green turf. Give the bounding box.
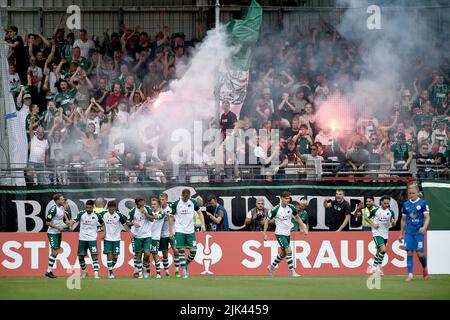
[1,275,449,300]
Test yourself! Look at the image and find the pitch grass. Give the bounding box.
[1,275,449,300]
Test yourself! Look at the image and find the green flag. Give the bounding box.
[423,181,450,230]
[219,0,263,116]
[225,0,263,70]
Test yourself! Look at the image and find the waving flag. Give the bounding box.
[218,0,263,117]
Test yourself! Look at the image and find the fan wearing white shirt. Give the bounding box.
[28,121,49,185]
[73,29,95,60]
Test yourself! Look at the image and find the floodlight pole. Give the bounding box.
[214,0,223,179]
[215,0,220,28]
[215,0,221,129]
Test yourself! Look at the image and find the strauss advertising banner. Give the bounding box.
[0,231,420,276]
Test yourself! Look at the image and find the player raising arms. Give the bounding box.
[264,191,308,277]
[169,189,206,278]
[366,196,396,275]
[127,197,156,278]
[400,184,431,281]
[45,193,71,278]
[69,200,104,279]
[158,193,180,277]
[101,200,132,279]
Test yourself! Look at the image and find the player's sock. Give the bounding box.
[155,258,161,275]
[378,252,386,265]
[271,254,284,268]
[174,254,180,272]
[373,252,381,266]
[135,260,142,272]
[93,258,99,272]
[186,250,196,265]
[133,257,138,272]
[407,255,413,274]
[112,258,117,268]
[418,255,427,269]
[163,256,169,272]
[107,260,113,275]
[79,259,86,271]
[286,253,294,271]
[47,254,57,273]
[143,259,150,274]
[179,249,186,270]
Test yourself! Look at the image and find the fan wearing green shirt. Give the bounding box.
[290,198,309,232]
[390,132,413,170]
[54,79,76,112]
[65,46,90,71]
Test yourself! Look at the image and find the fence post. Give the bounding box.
[38,7,43,34]
[279,6,284,31]
[118,7,124,32]
[0,7,11,185]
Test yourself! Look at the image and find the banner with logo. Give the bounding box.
[0,182,408,232]
[0,231,424,276]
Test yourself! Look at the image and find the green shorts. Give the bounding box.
[78,240,98,256]
[175,232,197,249]
[276,234,290,249]
[48,233,62,250]
[373,236,388,248]
[103,240,120,255]
[133,237,152,253]
[159,237,176,251]
[151,239,160,254]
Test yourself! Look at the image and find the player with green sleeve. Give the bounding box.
[101,200,132,279]
[169,189,206,278]
[366,196,396,275]
[159,192,180,277]
[264,191,308,277]
[149,198,165,278]
[69,199,104,279]
[127,197,156,278]
[45,193,71,278]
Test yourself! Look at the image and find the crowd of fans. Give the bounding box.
[1,16,449,185]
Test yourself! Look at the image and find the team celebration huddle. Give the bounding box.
[44,185,430,281]
[45,188,204,279]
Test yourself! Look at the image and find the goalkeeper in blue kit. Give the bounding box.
[400,184,430,281]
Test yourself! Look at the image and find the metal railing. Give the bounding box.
[0,160,447,185]
[4,4,450,43]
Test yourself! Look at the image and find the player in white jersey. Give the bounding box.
[127,197,156,278]
[264,191,307,277]
[169,188,205,278]
[366,196,396,275]
[69,200,104,279]
[149,198,165,278]
[45,193,71,278]
[101,201,132,279]
[159,193,179,277]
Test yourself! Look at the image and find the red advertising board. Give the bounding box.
[0,232,422,276]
